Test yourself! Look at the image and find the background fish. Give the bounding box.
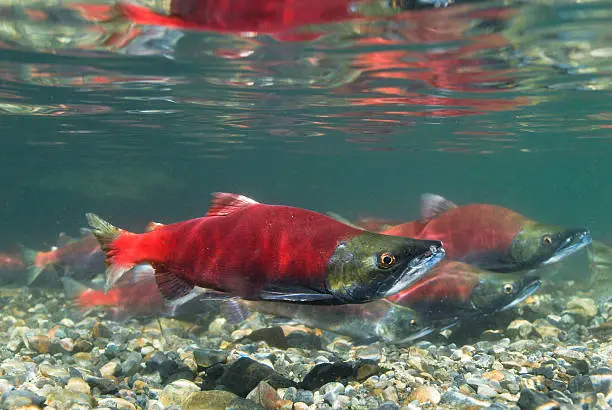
[0,252,24,271]
[240,299,446,344]
[87,192,445,306]
[379,193,591,273]
[20,230,105,285]
[387,261,542,319]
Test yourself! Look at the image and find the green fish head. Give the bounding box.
[470,272,542,313]
[325,231,445,304]
[375,303,435,344]
[506,221,592,271]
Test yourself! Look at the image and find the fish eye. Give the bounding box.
[542,235,553,246]
[378,252,396,269]
[409,319,417,327]
[503,283,514,294]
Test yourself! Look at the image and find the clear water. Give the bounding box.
[1,0,611,251]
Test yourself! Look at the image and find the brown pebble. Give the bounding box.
[92,322,113,339]
[66,378,91,395]
[408,385,441,405]
[26,335,50,354]
[276,399,293,410]
[483,370,505,382]
[133,380,148,392]
[356,362,378,380]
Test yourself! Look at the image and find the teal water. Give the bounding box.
[1,0,611,252]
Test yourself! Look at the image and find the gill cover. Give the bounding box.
[324,231,444,303]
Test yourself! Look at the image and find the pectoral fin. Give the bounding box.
[259,285,337,303]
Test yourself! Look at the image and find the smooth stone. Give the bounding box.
[182,390,240,410]
[97,397,137,409]
[159,379,200,406]
[506,320,533,339]
[408,386,441,405]
[246,381,280,409]
[66,378,91,395]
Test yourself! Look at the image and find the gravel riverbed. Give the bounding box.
[0,281,609,410]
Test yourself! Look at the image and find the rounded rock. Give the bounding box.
[66,378,91,395]
[408,385,441,405]
[506,320,533,339]
[159,379,201,406]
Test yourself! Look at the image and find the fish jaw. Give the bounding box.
[498,278,542,312]
[382,245,446,297]
[543,230,592,266]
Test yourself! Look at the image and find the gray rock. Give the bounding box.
[121,352,143,377]
[295,389,314,405]
[568,375,594,393]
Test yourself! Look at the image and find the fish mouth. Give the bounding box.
[498,278,542,312]
[544,229,592,266]
[382,245,446,297]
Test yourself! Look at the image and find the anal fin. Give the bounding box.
[154,270,195,304]
[220,298,251,324]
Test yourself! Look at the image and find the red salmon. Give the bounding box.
[87,192,445,305]
[379,194,591,272]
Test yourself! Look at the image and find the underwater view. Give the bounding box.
[1,0,611,409]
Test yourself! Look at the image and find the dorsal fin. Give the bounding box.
[145,222,165,232]
[421,193,458,222]
[325,212,364,230]
[79,227,92,236]
[206,192,260,217]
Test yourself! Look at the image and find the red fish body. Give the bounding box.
[114,205,362,298]
[21,232,105,285]
[377,194,591,272]
[387,261,479,308]
[114,0,369,41]
[0,252,25,271]
[72,278,166,316]
[88,193,445,304]
[382,204,525,262]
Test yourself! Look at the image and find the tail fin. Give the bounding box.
[85,213,134,292]
[60,277,97,317]
[61,276,90,300]
[19,246,47,285]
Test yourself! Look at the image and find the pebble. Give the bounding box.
[564,297,598,322]
[159,379,201,406]
[0,277,605,410]
[97,397,137,409]
[66,378,90,395]
[182,390,240,410]
[408,385,441,405]
[506,320,534,338]
[99,360,120,379]
[44,388,95,409]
